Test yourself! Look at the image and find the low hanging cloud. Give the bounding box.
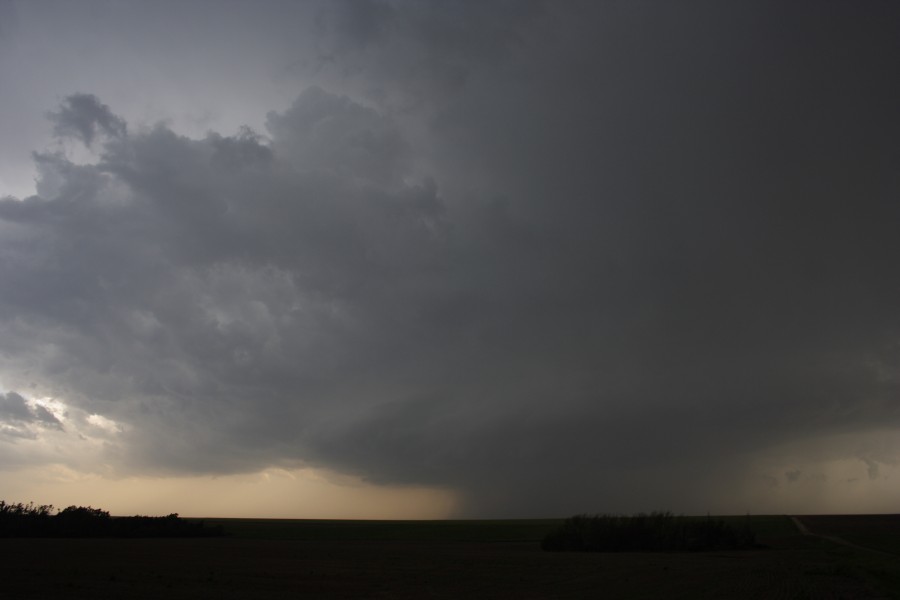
[2,1,900,516]
[0,391,60,428]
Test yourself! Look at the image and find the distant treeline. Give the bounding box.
[0,501,222,538]
[542,512,757,552]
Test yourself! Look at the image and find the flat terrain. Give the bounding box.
[2,516,899,598]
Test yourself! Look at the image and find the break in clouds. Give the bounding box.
[2,1,900,515]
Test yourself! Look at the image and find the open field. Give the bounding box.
[198,517,561,542]
[798,514,900,555]
[2,516,900,598]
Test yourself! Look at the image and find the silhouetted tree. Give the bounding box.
[0,500,222,538]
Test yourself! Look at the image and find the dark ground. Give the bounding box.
[0,516,897,599]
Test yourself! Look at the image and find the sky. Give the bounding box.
[1,0,900,519]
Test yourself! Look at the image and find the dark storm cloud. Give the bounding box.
[2,1,900,515]
[0,86,456,476]
[266,87,409,185]
[312,0,546,107]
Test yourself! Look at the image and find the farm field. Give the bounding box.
[1,515,899,599]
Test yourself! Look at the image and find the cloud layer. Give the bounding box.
[2,1,900,516]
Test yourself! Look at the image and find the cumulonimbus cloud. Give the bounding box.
[2,1,900,516]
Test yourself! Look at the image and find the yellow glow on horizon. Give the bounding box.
[0,465,460,519]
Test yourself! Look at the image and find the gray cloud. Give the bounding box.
[0,1,17,42]
[266,87,409,185]
[47,93,126,147]
[0,391,61,430]
[1,1,900,516]
[0,392,34,423]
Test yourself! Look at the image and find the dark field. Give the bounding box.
[2,516,900,598]
[200,517,561,542]
[798,514,900,555]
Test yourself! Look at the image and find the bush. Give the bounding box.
[542,512,756,552]
[0,501,56,537]
[55,505,112,536]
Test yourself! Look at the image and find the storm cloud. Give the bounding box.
[1,0,900,516]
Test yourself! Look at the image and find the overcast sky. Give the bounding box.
[2,0,900,518]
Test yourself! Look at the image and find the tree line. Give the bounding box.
[542,511,757,552]
[0,501,222,538]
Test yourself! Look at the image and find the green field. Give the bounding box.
[3,515,900,598]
